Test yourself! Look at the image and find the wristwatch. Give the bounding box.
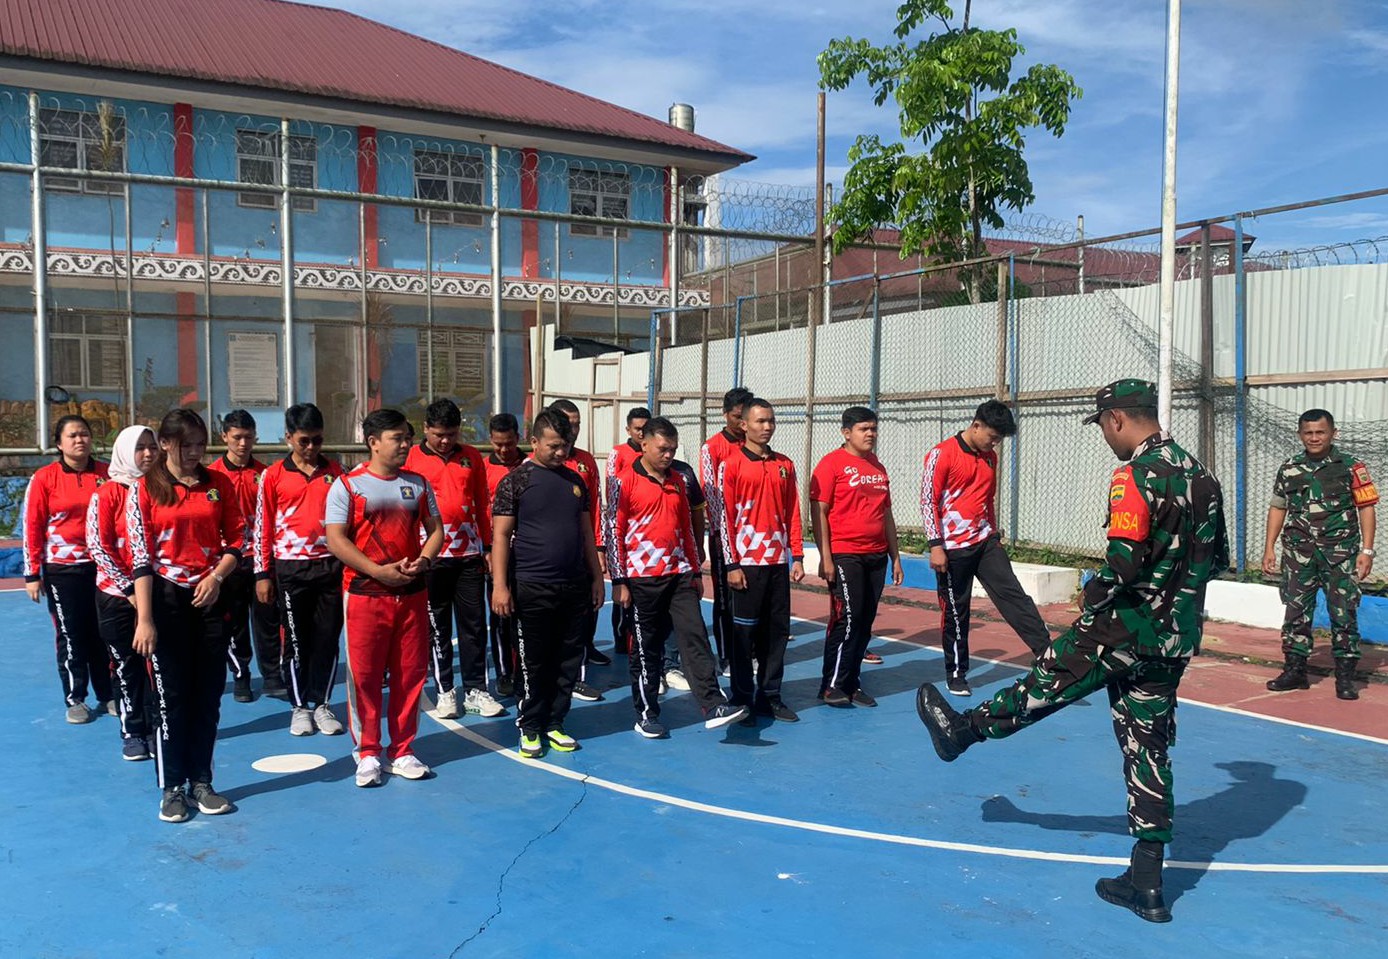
[1361,547,1376,558]
[212,570,226,584]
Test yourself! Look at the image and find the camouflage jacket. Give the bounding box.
[1270,447,1378,548]
[1078,432,1228,658]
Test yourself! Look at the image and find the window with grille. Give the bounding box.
[414,150,485,227]
[236,130,317,212]
[39,108,126,195]
[49,314,126,391]
[569,168,630,238]
[417,329,486,396]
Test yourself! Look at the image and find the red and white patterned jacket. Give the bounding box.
[86,481,135,597]
[128,469,245,586]
[22,459,109,579]
[920,433,996,550]
[716,446,804,569]
[405,442,491,559]
[606,459,700,581]
[252,455,345,577]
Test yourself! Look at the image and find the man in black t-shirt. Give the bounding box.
[491,410,605,759]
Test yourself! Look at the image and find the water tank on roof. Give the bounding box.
[669,103,695,132]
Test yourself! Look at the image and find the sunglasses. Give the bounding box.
[293,435,325,448]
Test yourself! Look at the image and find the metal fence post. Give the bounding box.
[1233,214,1248,571]
[490,143,502,414]
[29,91,49,451]
[868,277,882,411]
[1007,254,1020,546]
[280,117,295,408]
[647,309,659,411]
[733,295,745,386]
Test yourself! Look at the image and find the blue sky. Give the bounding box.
[313,0,1388,254]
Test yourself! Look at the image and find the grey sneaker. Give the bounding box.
[464,688,506,718]
[704,702,749,730]
[389,754,430,780]
[102,700,119,717]
[290,707,314,736]
[663,668,690,691]
[435,688,460,719]
[159,786,190,823]
[190,782,234,815]
[355,755,383,787]
[634,718,669,739]
[571,681,604,702]
[65,702,94,724]
[313,704,344,736]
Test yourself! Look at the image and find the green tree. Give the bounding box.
[818,0,1081,301]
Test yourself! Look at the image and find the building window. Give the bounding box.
[50,314,126,391]
[414,150,484,227]
[39,107,126,195]
[236,130,317,212]
[569,168,630,238]
[417,329,486,396]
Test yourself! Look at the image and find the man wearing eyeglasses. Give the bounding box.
[253,403,347,738]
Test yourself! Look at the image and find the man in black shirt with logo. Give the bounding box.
[491,410,605,759]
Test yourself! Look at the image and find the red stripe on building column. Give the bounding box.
[662,166,672,288]
[357,126,379,269]
[176,292,198,401]
[520,148,539,279]
[173,103,194,254]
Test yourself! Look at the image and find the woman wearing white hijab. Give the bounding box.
[86,426,160,761]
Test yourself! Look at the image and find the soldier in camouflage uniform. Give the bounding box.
[915,379,1227,924]
[1262,409,1378,701]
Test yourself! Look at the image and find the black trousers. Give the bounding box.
[426,555,487,693]
[936,536,1051,679]
[707,536,733,666]
[147,577,229,788]
[514,579,588,734]
[486,577,517,685]
[276,558,344,709]
[727,564,791,707]
[224,561,281,683]
[821,551,888,695]
[628,573,728,722]
[610,594,634,655]
[96,591,151,741]
[43,563,111,706]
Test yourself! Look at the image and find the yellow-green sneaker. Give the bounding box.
[545,728,579,752]
[518,732,544,759]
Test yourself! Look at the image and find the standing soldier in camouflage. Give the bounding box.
[915,380,1227,924]
[1262,409,1377,701]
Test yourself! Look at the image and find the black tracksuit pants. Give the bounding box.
[486,577,517,686]
[224,561,281,684]
[147,577,229,789]
[426,555,487,694]
[96,591,151,742]
[610,594,634,655]
[276,558,344,709]
[514,579,588,734]
[821,551,888,696]
[707,537,733,666]
[936,536,1051,679]
[43,563,112,706]
[628,573,729,722]
[727,564,791,708]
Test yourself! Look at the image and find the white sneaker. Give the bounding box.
[464,688,506,718]
[435,688,459,719]
[355,756,383,788]
[664,668,690,691]
[313,704,343,736]
[290,707,314,736]
[390,754,430,780]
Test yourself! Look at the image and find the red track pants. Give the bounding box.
[344,590,428,760]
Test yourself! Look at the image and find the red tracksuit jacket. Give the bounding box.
[23,459,110,579]
[606,459,700,581]
[920,433,996,550]
[128,470,245,586]
[86,481,135,597]
[404,442,491,559]
[716,446,804,570]
[208,454,267,549]
[253,455,345,577]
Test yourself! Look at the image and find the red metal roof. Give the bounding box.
[0,0,753,164]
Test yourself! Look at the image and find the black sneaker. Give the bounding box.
[915,683,980,762]
[704,702,749,730]
[496,676,514,698]
[121,737,150,762]
[821,687,852,708]
[765,698,799,723]
[262,679,290,701]
[634,718,669,739]
[572,681,604,702]
[233,676,254,703]
[585,646,613,667]
[851,688,878,708]
[946,676,972,697]
[190,782,235,815]
[159,786,190,823]
[1095,871,1172,923]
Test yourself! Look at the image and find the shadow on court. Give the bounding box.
[980,760,1308,903]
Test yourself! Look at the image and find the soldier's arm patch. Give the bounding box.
[1351,463,1379,507]
[1106,465,1151,542]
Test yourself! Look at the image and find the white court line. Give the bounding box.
[423,693,1388,876]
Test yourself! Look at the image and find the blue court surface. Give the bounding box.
[2,588,1385,958]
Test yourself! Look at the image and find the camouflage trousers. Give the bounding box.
[969,628,1187,844]
[1280,540,1361,661]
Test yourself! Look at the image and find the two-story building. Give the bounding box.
[0,0,751,447]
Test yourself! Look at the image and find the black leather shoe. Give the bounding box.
[915,683,976,762]
[1095,871,1172,923]
[585,646,613,667]
[232,677,254,703]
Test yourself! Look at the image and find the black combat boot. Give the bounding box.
[1334,659,1360,701]
[1266,654,1310,692]
[1096,840,1172,923]
[915,683,984,762]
